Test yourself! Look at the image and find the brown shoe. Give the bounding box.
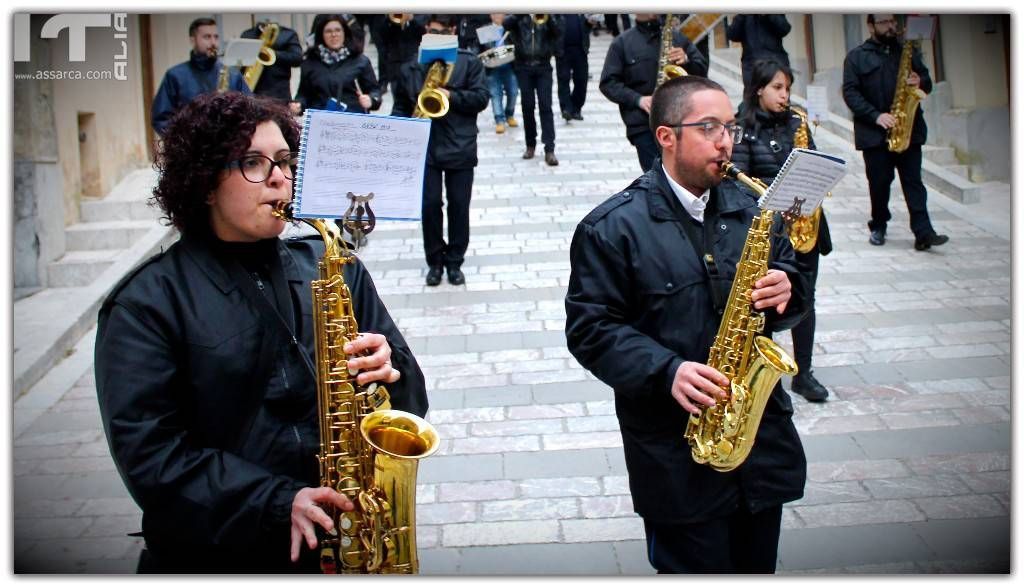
[507,117,518,127]
[544,151,559,166]
[522,146,535,160]
[495,123,506,134]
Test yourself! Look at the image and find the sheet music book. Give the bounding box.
[475,23,503,45]
[293,109,430,221]
[758,148,847,215]
[418,34,458,65]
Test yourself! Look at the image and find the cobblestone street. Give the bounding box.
[12,31,1011,574]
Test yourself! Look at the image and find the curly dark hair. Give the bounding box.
[151,91,300,233]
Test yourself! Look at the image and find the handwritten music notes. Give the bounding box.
[294,109,430,220]
[758,148,847,215]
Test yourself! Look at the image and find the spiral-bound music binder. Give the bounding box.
[757,148,847,215]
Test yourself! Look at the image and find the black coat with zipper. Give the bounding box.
[95,231,427,571]
[731,106,833,256]
[599,24,709,139]
[239,24,304,102]
[565,162,809,524]
[294,50,382,114]
[502,14,564,64]
[842,37,933,151]
[391,49,491,170]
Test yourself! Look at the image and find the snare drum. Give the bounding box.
[480,45,515,68]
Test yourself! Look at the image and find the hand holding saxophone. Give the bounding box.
[671,362,729,416]
[345,333,402,385]
[666,46,688,66]
[289,487,355,563]
[750,268,792,313]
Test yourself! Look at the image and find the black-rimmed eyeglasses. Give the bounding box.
[225,153,299,183]
[667,121,743,143]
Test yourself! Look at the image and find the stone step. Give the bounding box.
[64,219,156,251]
[46,249,121,288]
[79,197,162,222]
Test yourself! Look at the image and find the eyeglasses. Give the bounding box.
[226,153,299,183]
[668,120,743,143]
[427,27,447,34]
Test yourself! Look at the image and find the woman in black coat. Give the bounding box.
[731,59,832,403]
[95,92,426,572]
[295,14,382,114]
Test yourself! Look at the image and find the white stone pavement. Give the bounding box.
[11,32,1010,574]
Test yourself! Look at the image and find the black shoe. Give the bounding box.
[914,233,949,251]
[446,267,465,285]
[869,229,886,246]
[544,151,559,166]
[791,372,829,402]
[522,146,535,160]
[572,111,584,121]
[425,266,443,287]
[561,110,573,122]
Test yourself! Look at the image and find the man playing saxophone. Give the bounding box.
[95,92,428,572]
[565,76,809,573]
[391,15,490,287]
[843,14,949,251]
[599,14,708,172]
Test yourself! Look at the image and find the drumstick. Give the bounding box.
[354,79,363,95]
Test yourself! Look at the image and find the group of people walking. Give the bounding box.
[121,12,948,574]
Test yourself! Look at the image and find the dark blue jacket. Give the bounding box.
[151,52,250,135]
[726,14,791,66]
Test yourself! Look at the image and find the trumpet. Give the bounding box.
[389,14,411,26]
[532,14,548,26]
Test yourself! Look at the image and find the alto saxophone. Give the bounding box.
[683,163,799,472]
[786,105,822,254]
[887,38,927,153]
[243,22,279,92]
[273,203,439,574]
[412,60,453,119]
[656,14,687,87]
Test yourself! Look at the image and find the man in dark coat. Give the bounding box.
[503,14,564,166]
[379,14,426,94]
[565,76,808,573]
[726,14,791,91]
[151,17,250,135]
[843,13,948,251]
[239,21,304,111]
[391,15,490,287]
[599,14,708,172]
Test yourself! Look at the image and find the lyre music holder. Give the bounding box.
[341,191,377,250]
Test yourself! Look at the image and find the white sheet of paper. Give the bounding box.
[294,110,430,221]
[759,148,847,215]
[475,23,503,44]
[904,16,936,41]
[223,38,262,67]
[805,86,829,126]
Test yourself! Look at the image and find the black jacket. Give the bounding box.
[294,50,382,114]
[391,50,490,169]
[599,23,709,138]
[557,14,592,55]
[842,38,933,150]
[726,14,791,65]
[381,16,427,65]
[731,107,833,256]
[503,14,563,65]
[239,24,304,102]
[95,232,427,571]
[565,162,808,523]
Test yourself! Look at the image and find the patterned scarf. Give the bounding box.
[318,44,350,65]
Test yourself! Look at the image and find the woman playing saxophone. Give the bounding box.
[94,92,427,572]
[730,59,832,403]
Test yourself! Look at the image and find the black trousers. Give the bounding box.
[643,504,783,573]
[514,62,556,152]
[556,47,588,116]
[628,130,660,173]
[422,165,473,269]
[792,247,820,373]
[862,144,935,239]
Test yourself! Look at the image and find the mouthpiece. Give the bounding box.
[271,200,294,221]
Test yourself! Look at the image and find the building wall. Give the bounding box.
[43,14,150,225]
